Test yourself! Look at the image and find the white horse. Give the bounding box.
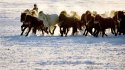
[38,11,59,35]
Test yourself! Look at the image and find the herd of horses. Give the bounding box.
[20,9,125,37]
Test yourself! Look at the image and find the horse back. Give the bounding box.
[100,17,115,29]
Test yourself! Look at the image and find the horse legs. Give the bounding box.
[44,27,49,34]
[20,26,27,35]
[60,27,63,36]
[83,28,89,36]
[21,25,24,31]
[25,27,32,36]
[72,26,77,36]
[65,28,69,37]
[32,27,37,35]
[48,27,52,35]
[52,26,57,35]
[102,29,107,37]
[84,27,92,36]
[83,29,88,36]
[111,27,117,36]
[42,30,44,35]
[102,30,105,37]
[111,29,114,34]
[85,31,88,36]
[123,31,125,35]
[93,29,99,37]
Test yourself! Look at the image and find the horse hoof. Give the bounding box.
[115,34,117,36]
[25,35,28,36]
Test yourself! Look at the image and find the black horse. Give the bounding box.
[81,11,95,36]
[20,13,29,35]
[117,11,125,35]
[59,11,79,36]
[20,13,48,36]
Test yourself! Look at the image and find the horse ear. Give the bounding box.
[39,11,43,13]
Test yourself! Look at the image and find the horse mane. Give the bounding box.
[38,11,49,27]
[70,11,80,20]
[85,10,91,15]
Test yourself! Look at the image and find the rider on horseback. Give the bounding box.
[33,4,38,12]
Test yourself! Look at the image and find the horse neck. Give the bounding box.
[85,14,93,24]
[59,14,66,21]
[25,15,32,22]
[97,16,104,22]
[39,13,50,27]
[22,13,28,23]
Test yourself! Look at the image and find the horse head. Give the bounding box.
[59,11,68,22]
[117,11,125,19]
[70,11,80,20]
[39,11,43,15]
[38,11,46,18]
[20,13,27,22]
[85,10,91,15]
[94,14,102,24]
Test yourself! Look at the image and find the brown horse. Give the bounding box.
[81,11,95,36]
[20,13,48,36]
[59,11,80,36]
[112,11,121,35]
[20,13,29,35]
[116,11,125,35]
[80,13,86,30]
[94,14,117,37]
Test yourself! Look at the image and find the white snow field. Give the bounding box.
[0,0,125,70]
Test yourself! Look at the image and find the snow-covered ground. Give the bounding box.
[0,0,125,70]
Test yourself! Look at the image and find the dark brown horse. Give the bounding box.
[116,11,125,35]
[81,11,95,36]
[80,13,86,30]
[94,14,117,37]
[20,13,29,35]
[20,13,48,36]
[112,11,121,35]
[59,11,79,36]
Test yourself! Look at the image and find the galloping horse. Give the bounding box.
[20,9,38,35]
[38,11,59,35]
[59,11,80,36]
[81,11,95,36]
[94,14,117,37]
[70,11,82,31]
[24,15,48,36]
[112,11,121,35]
[20,9,48,36]
[116,11,125,35]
